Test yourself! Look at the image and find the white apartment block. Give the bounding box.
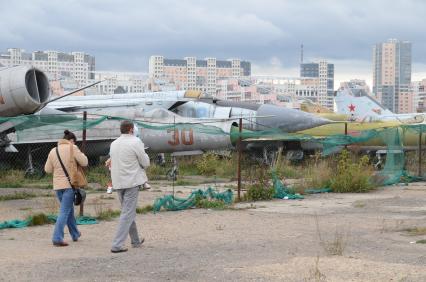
[148,55,251,97]
[0,48,95,87]
[89,71,148,95]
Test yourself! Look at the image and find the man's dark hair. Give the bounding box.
[120,120,134,134]
[63,130,77,142]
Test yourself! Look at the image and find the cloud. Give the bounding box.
[1,0,426,87]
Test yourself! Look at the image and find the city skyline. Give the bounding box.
[2,0,426,88]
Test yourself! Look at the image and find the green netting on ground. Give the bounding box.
[0,215,98,230]
[305,188,332,194]
[272,171,304,199]
[153,187,233,212]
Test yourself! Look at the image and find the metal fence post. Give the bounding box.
[418,129,422,177]
[80,111,87,217]
[237,117,242,201]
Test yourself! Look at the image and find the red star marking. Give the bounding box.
[348,103,356,112]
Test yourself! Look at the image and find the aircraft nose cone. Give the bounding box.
[256,104,331,132]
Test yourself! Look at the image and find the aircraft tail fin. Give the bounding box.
[335,89,393,120]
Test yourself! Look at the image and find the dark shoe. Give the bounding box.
[73,232,81,242]
[53,241,69,247]
[111,248,128,253]
[132,238,145,248]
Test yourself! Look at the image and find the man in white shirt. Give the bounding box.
[110,120,150,253]
[105,125,150,194]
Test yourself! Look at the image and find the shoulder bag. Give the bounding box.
[68,144,88,188]
[55,146,86,206]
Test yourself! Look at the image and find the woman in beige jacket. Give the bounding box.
[45,130,88,247]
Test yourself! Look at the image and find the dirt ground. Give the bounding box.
[1,182,426,281]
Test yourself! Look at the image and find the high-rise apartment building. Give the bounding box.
[148,56,251,96]
[340,79,371,97]
[0,48,95,87]
[411,79,426,112]
[373,39,412,113]
[300,60,334,109]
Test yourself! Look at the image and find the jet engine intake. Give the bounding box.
[0,66,50,117]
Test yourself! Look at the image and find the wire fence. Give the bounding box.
[3,112,426,206]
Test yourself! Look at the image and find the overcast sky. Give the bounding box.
[1,0,426,88]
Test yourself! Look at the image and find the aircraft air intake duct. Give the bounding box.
[0,65,50,117]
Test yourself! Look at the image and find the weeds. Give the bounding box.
[330,150,375,193]
[195,197,228,209]
[196,153,220,176]
[244,164,275,201]
[246,184,274,201]
[136,205,153,214]
[91,197,114,219]
[416,240,426,244]
[0,170,52,189]
[174,179,194,186]
[305,256,327,282]
[403,227,426,236]
[0,191,37,201]
[194,153,236,178]
[353,200,366,208]
[85,165,111,189]
[315,214,348,256]
[275,159,301,179]
[146,164,168,180]
[29,213,51,226]
[96,209,121,220]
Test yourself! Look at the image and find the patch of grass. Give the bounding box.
[146,164,168,180]
[99,195,115,200]
[287,158,334,194]
[0,192,37,201]
[330,150,376,193]
[0,169,52,189]
[19,207,33,211]
[179,158,200,176]
[29,213,51,226]
[193,153,236,178]
[136,205,153,214]
[353,200,366,208]
[416,239,426,244]
[96,209,121,221]
[174,179,194,186]
[275,159,302,179]
[403,227,426,236]
[315,215,348,256]
[195,196,228,210]
[305,256,327,282]
[85,165,111,189]
[246,184,274,201]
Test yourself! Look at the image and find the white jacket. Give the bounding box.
[110,134,150,189]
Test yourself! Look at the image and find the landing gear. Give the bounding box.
[166,156,178,181]
[24,145,45,178]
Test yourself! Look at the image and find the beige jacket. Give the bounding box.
[44,139,88,190]
[110,134,150,189]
